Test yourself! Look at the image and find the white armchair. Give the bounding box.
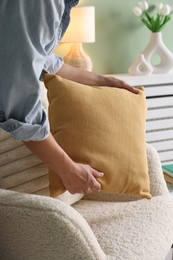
[0,129,173,260]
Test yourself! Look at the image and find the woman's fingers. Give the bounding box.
[120,80,140,94]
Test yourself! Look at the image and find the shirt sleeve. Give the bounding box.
[0,56,51,141]
[0,0,65,141]
[43,53,64,75]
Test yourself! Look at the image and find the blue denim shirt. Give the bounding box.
[0,0,79,141]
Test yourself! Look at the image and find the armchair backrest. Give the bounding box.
[0,128,169,201]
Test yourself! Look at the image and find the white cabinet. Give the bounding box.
[113,74,173,165]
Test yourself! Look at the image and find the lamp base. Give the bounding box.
[64,43,93,71]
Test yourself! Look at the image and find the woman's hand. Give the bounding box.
[97,75,139,94]
[57,63,139,94]
[60,163,104,194]
[24,134,104,195]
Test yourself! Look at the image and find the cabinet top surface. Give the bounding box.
[110,73,173,86]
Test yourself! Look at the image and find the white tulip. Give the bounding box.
[138,1,149,11]
[142,1,149,11]
[160,4,171,16]
[138,1,144,9]
[133,6,143,16]
[156,3,163,12]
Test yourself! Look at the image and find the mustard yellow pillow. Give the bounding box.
[44,74,151,199]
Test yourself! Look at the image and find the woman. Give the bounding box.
[0,0,139,194]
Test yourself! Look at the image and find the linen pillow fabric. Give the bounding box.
[44,74,151,199]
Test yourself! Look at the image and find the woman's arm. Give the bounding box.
[57,63,139,94]
[24,133,103,194]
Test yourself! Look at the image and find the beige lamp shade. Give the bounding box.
[61,6,95,43]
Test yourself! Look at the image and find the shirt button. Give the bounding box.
[7,124,17,132]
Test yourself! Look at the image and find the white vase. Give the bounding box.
[129,32,173,75]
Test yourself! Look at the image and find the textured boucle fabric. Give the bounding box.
[73,195,173,260]
[0,134,173,259]
[0,189,106,260]
[146,144,169,196]
[73,144,173,259]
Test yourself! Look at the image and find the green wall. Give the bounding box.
[56,0,173,74]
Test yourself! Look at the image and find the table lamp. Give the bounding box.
[61,6,95,71]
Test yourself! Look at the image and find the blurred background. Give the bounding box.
[55,0,173,74]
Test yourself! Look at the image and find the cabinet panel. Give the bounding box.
[146,118,173,131]
[115,74,173,164]
[149,140,173,151]
[147,96,173,108]
[146,85,173,164]
[159,151,173,162]
[146,129,173,142]
[145,85,173,97]
[147,107,173,120]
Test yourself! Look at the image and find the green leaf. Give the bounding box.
[153,14,161,32]
[159,15,171,31]
[141,17,153,31]
[144,11,152,24]
[150,16,156,29]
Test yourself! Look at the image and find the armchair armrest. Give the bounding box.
[0,189,106,260]
[146,143,169,196]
